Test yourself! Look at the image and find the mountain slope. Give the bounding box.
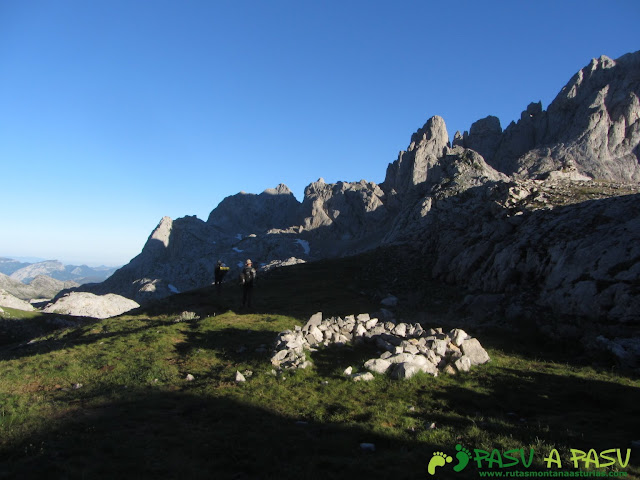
[1,257,639,478]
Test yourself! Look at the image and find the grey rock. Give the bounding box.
[303,312,323,332]
[390,361,437,379]
[392,323,407,337]
[461,338,491,365]
[449,329,468,347]
[364,358,392,374]
[454,356,472,372]
[352,372,375,382]
[42,292,139,319]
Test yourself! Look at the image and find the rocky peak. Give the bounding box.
[382,115,450,195]
[151,216,173,248]
[207,184,301,233]
[264,183,293,196]
[455,115,503,163]
[408,115,449,153]
[300,178,387,254]
[484,51,640,181]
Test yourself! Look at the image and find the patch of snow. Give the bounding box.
[233,247,244,253]
[168,284,180,294]
[295,239,311,255]
[237,262,244,268]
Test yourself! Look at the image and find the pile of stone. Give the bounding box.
[270,312,490,380]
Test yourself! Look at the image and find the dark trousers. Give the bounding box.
[242,283,253,307]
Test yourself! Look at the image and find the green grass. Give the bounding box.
[1,250,639,479]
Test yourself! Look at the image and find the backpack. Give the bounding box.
[240,266,255,284]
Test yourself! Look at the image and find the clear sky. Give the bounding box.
[1,0,638,266]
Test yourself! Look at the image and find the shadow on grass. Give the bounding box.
[0,388,441,480]
[428,366,640,454]
[0,318,170,363]
[309,344,382,378]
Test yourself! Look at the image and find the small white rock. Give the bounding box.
[235,371,246,382]
[352,372,375,382]
[185,374,195,381]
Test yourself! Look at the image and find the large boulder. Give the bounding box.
[43,292,139,319]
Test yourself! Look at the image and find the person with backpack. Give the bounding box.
[240,259,257,308]
[214,260,229,293]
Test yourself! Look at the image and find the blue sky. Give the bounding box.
[1,0,638,266]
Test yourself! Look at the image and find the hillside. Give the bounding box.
[0,252,638,478]
[0,272,79,302]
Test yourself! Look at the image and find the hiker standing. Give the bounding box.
[240,259,257,308]
[214,260,229,293]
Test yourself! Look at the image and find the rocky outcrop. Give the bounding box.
[0,289,35,311]
[207,184,301,234]
[458,115,503,164]
[43,292,139,319]
[270,312,490,379]
[383,115,450,197]
[457,52,640,182]
[0,272,78,301]
[28,276,79,300]
[299,178,389,256]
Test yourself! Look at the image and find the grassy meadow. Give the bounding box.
[1,250,638,479]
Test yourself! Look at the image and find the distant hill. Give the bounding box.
[0,272,79,301]
[3,259,118,285]
[0,257,32,276]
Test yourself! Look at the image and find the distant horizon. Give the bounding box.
[1,254,124,269]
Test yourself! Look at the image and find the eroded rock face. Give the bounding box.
[207,184,301,234]
[483,53,640,182]
[383,115,450,195]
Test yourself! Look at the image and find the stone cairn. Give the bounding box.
[270,312,490,380]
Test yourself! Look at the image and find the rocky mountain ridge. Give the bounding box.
[454,52,640,182]
[1,258,118,285]
[83,51,640,329]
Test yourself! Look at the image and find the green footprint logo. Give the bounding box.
[427,451,452,475]
[453,444,472,472]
